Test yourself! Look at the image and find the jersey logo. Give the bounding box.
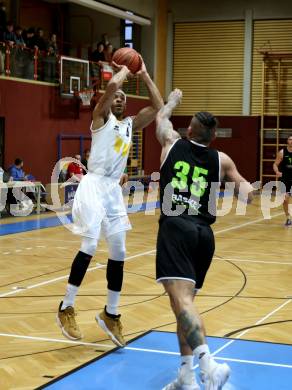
[114,125,119,132]
[114,135,130,157]
[126,126,130,137]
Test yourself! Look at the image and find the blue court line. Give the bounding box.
[39,331,292,390]
[0,189,232,236]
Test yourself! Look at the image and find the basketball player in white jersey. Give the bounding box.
[57,59,163,346]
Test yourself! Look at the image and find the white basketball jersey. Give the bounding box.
[88,113,133,180]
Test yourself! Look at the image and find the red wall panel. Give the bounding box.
[0,78,151,183]
[0,78,260,185]
[171,115,260,183]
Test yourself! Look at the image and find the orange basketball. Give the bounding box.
[112,47,142,74]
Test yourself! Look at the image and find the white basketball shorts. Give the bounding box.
[71,173,131,240]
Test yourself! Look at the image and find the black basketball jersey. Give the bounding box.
[160,138,220,225]
[281,147,292,180]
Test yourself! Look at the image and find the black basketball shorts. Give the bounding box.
[156,216,215,289]
[279,179,292,195]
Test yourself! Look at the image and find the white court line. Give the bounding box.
[215,356,292,369]
[210,299,292,357]
[216,257,292,266]
[0,212,284,299]
[214,211,283,235]
[0,250,155,298]
[0,332,291,370]
[0,211,288,361]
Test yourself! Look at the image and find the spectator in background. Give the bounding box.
[23,27,36,79]
[25,27,37,49]
[0,2,7,38]
[35,27,46,51]
[3,21,15,45]
[91,42,105,82]
[44,33,58,82]
[66,154,83,182]
[101,33,110,47]
[104,43,113,63]
[81,149,90,173]
[9,158,26,181]
[14,26,25,46]
[91,42,105,64]
[35,28,46,80]
[13,26,27,78]
[0,2,6,75]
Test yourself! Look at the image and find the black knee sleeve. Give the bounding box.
[68,251,92,287]
[106,259,124,292]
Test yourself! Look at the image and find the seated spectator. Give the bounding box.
[9,158,26,181]
[66,154,83,181]
[81,149,90,172]
[104,43,113,63]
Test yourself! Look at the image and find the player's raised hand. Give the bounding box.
[136,56,147,77]
[111,61,131,74]
[276,171,283,178]
[168,89,182,107]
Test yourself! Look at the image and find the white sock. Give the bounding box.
[193,344,215,372]
[179,355,195,385]
[61,284,79,310]
[106,289,120,315]
[181,355,194,371]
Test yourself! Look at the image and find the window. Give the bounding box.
[123,17,134,48]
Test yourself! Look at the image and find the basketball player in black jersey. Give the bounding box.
[273,135,292,226]
[156,89,254,390]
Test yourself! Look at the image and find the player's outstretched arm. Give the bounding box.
[220,152,254,203]
[156,89,182,146]
[273,149,283,178]
[92,63,131,129]
[132,58,163,131]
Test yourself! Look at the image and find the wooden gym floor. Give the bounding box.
[0,194,291,389]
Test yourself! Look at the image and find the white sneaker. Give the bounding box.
[200,362,230,390]
[162,369,200,390]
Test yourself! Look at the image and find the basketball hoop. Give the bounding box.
[79,89,95,106]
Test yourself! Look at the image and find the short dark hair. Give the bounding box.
[195,112,217,130]
[192,111,218,143]
[14,158,23,165]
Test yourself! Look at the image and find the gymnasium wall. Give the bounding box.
[0,78,155,184]
[170,0,292,21]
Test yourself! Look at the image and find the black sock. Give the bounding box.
[68,251,92,287]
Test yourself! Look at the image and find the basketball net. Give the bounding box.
[79,89,94,106]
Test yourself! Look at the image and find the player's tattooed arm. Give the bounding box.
[156,89,182,146]
[92,64,131,129]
